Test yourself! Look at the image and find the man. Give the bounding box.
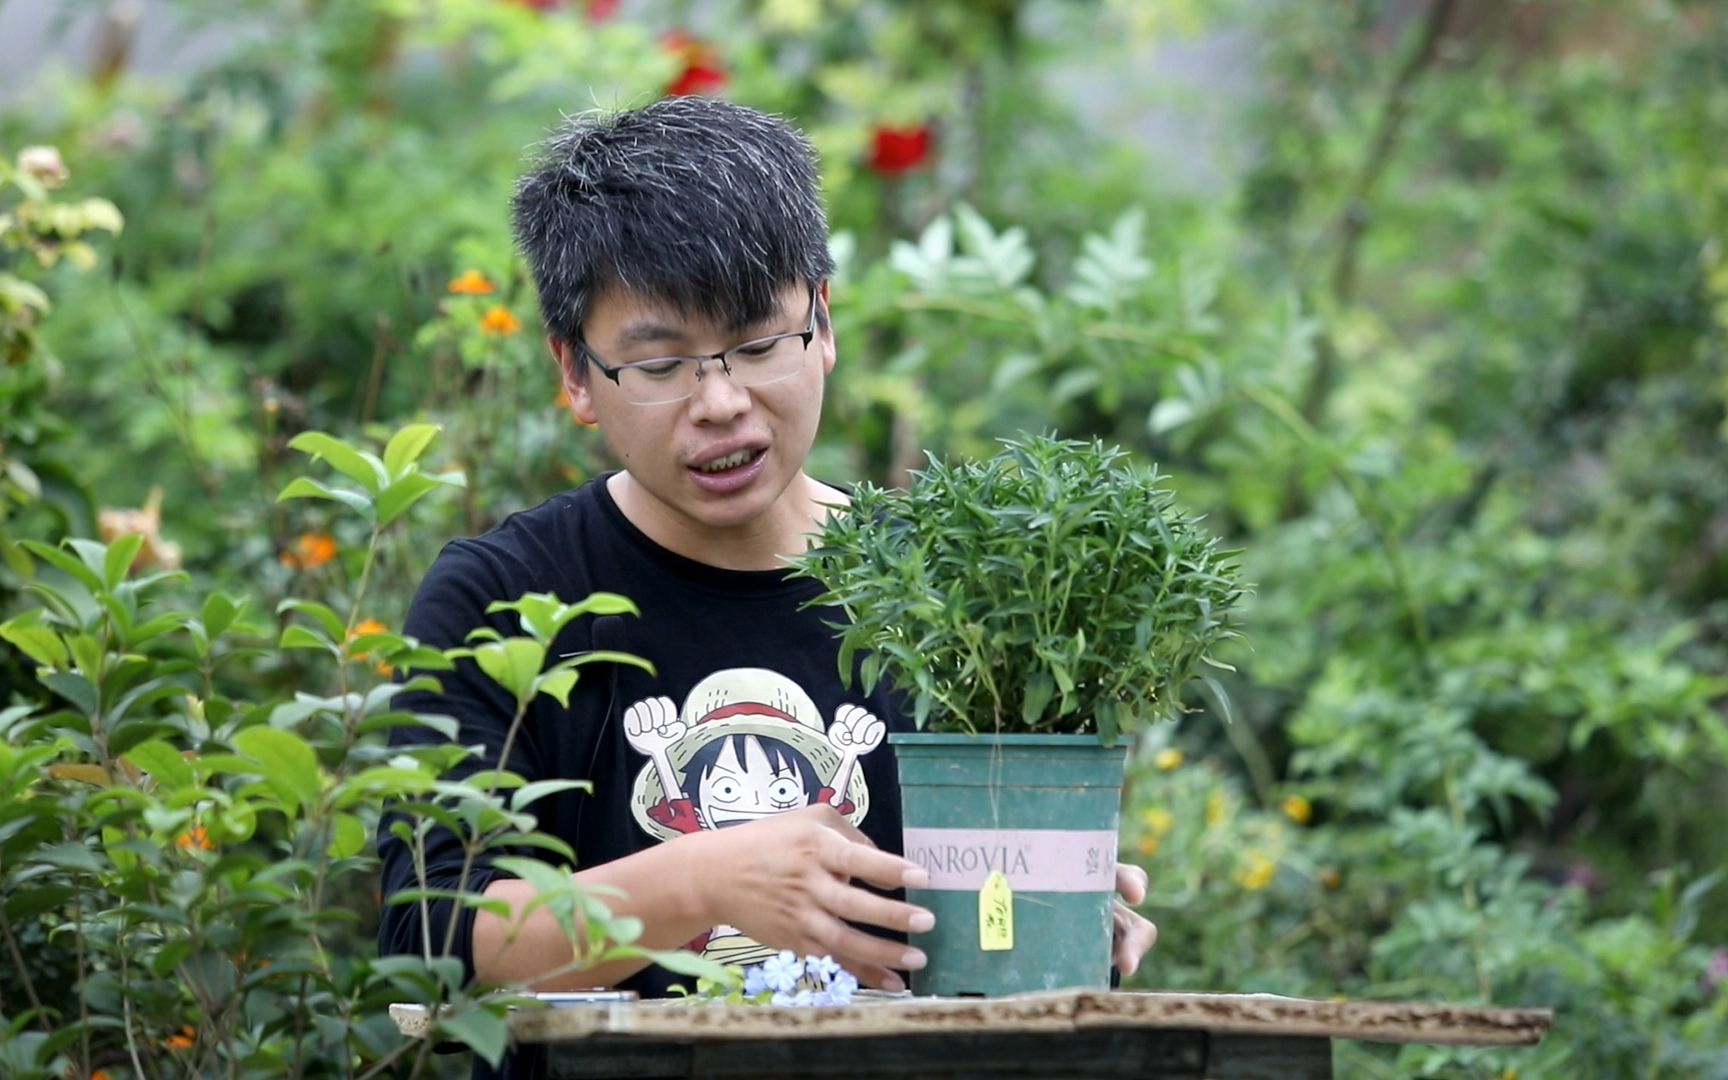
[377,95,1154,1033]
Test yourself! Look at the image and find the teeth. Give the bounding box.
[699,449,756,473]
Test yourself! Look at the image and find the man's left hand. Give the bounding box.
[1112,863,1157,977]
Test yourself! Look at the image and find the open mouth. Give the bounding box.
[694,448,765,474]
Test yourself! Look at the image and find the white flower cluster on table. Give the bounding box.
[742,951,860,1007]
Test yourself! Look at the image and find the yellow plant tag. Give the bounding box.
[979,870,1014,951]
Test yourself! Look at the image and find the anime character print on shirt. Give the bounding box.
[625,667,885,968]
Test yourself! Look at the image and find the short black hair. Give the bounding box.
[682,733,824,815]
[511,97,835,354]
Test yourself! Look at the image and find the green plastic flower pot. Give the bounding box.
[891,732,1127,997]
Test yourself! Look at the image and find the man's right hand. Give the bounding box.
[690,804,934,992]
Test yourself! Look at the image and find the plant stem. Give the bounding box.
[345,526,384,637]
[1441,765,1493,1002]
[0,905,47,1027]
[1241,382,1431,664]
[1301,0,1461,426]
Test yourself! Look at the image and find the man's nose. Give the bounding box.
[687,356,751,420]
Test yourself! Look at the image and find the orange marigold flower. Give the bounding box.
[176,825,215,851]
[1153,748,1184,771]
[447,269,496,295]
[91,1071,115,1080]
[1282,794,1313,825]
[348,618,395,676]
[350,617,389,639]
[279,531,338,570]
[480,306,522,335]
[1136,835,1159,858]
[165,1025,196,1050]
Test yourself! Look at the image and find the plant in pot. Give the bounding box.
[794,434,1246,996]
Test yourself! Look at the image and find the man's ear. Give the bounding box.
[817,280,836,377]
[550,336,600,425]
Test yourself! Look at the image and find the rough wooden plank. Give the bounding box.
[1074,992,1552,1047]
[392,990,1552,1049]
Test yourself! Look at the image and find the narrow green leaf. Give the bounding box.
[1021,672,1055,726]
[376,472,446,527]
[202,593,243,641]
[276,477,374,519]
[41,672,98,718]
[436,1008,510,1068]
[233,727,322,814]
[382,423,441,477]
[536,668,577,707]
[288,431,389,494]
[123,740,194,791]
[512,779,591,811]
[278,598,348,641]
[280,625,335,652]
[0,612,68,669]
[19,540,103,591]
[328,812,367,858]
[102,533,144,589]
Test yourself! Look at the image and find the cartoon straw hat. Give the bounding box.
[630,668,871,839]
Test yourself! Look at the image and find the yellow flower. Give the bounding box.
[1138,806,1174,838]
[279,531,338,570]
[1137,835,1160,858]
[480,306,522,335]
[1500,1070,1518,1080]
[447,269,496,295]
[1236,851,1275,891]
[1205,789,1228,829]
[1281,794,1313,825]
[1153,748,1184,771]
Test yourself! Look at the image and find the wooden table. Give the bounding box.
[392,989,1553,1078]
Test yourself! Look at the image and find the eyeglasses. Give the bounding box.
[575,286,820,407]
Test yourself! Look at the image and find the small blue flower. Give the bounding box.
[742,964,770,996]
[804,954,841,983]
[761,950,803,994]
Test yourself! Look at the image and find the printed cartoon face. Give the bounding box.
[688,734,823,827]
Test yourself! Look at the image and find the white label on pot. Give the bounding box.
[902,828,1118,892]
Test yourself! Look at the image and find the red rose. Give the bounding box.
[868,123,933,176]
[662,30,728,96]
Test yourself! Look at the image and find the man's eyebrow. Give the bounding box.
[613,300,794,348]
[613,320,691,348]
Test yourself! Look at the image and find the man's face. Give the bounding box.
[555,281,835,541]
[696,735,812,828]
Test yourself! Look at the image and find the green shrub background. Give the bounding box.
[2,0,1725,1076]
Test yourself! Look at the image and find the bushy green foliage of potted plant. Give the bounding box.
[796,434,1246,995]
